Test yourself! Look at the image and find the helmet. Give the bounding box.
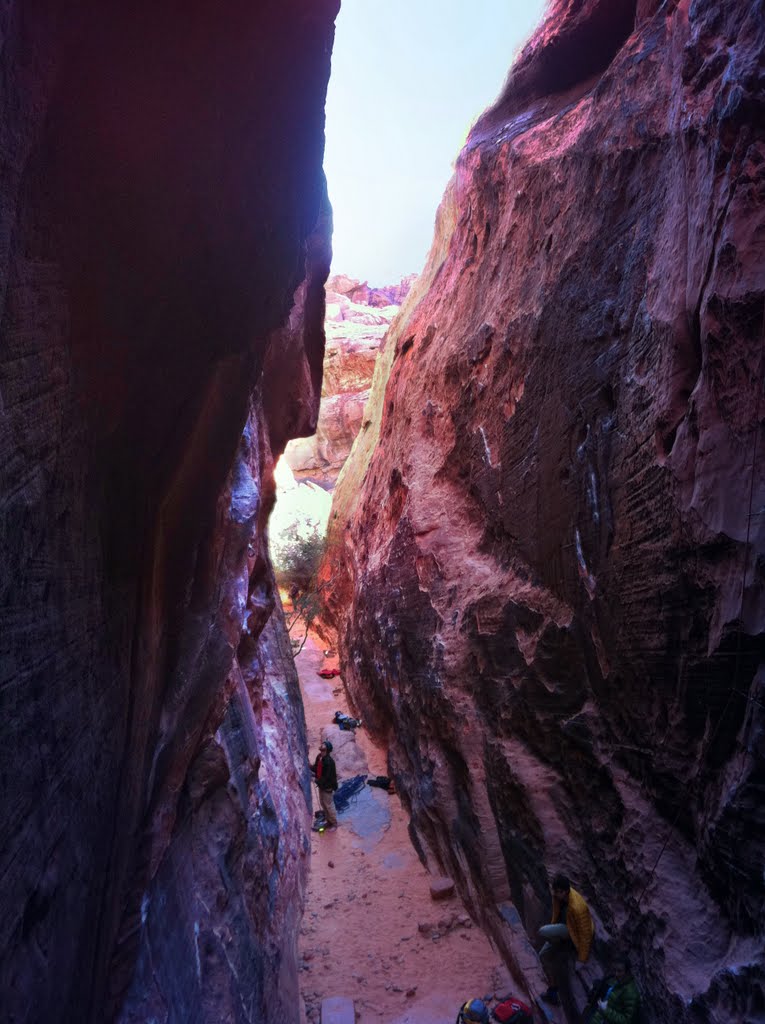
[323,740,333,753]
[461,999,489,1023]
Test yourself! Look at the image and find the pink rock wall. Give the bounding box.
[0,3,336,1021]
[326,1,765,1020]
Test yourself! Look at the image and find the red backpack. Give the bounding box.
[492,996,533,1024]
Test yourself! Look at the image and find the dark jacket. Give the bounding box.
[592,977,640,1024]
[312,753,338,792]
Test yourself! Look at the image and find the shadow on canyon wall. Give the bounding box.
[0,3,337,1021]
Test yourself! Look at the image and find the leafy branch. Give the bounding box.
[272,521,328,656]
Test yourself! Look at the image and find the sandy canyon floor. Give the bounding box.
[296,632,517,1024]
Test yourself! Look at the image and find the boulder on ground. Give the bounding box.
[429,876,456,900]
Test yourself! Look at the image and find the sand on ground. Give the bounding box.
[296,632,512,1024]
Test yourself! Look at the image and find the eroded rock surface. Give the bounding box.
[326,2,765,1020]
[284,275,413,488]
[0,4,337,1021]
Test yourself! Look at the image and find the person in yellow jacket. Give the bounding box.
[538,873,594,1005]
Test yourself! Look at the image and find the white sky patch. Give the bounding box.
[270,457,332,563]
[324,0,547,284]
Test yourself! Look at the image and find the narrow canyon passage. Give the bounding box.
[1,2,763,1023]
[294,632,511,1024]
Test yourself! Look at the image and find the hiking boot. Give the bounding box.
[541,988,559,1005]
[311,821,326,833]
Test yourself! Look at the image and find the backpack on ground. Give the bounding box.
[492,996,532,1024]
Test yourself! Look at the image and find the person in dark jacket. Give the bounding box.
[310,740,338,829]
[589,955,640,1024]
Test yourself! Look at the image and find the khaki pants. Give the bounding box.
[318,787,337,827]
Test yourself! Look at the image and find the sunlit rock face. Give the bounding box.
[0,3,336,1022]
[325,1,765,1020]
[284,275,413,488]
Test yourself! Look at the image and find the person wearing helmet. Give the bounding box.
[457,998,490,1023]
[310,740,338,830]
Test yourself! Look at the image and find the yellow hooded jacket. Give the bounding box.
[552,886,594,962]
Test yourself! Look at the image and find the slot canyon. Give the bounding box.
[1,2,763,1024]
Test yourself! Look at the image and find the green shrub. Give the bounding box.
[271,521,327,654]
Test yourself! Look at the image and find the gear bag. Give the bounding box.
[492,997,532,1024]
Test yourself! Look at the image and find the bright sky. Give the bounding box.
[324,0,547,286]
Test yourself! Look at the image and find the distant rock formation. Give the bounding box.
[324,2,765,1021]
[284,274,414,488]
[329,273,417,309]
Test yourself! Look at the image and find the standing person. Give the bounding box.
[538,873,594,1005]
[310,740,338,831]
[588,955,640,1024]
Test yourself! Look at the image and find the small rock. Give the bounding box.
[429,876,455,901]
[406,987,418,998]
[328,860,335,868]
[417,921,432,934]
[392,985,403,993]
[460,931,470,940]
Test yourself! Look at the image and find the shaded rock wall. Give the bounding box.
[326,1,765,1020]
[118,410,311,1023]
[0,3,336,1021]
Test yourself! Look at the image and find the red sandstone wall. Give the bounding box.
[0,3,337,1021]
[326,2,765,1020]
